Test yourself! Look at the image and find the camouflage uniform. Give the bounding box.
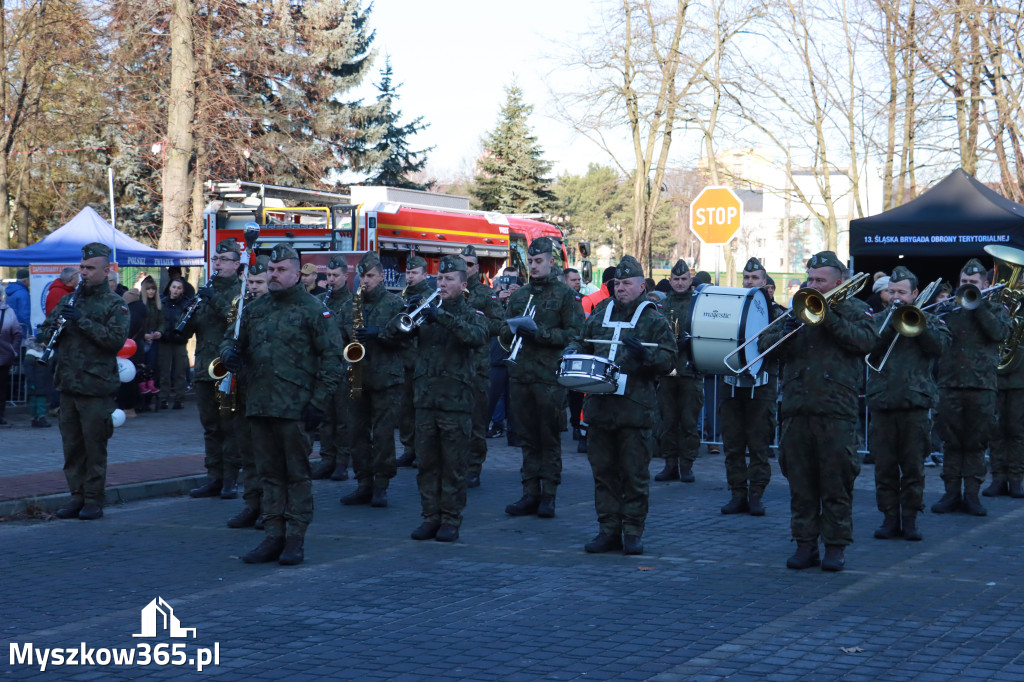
[228,245,343,541]
[411,260,488,530]
[574,265,676,541]
[463,253,505,480]
[657,286,703,476]
[38,244,129,510]
[318,279,353,479]
[866,271,951,531]
[990,352,1024,495]
[399,262,435,464]
[499,240,585,502]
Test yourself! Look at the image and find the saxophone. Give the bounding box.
[344,286,366,398]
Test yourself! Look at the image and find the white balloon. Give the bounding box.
[111,409,126,427]
[117,357,136,383]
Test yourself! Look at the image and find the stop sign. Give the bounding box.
[689,186,743,245]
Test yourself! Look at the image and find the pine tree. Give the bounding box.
[364,58,433,190]
[472,83,555,213]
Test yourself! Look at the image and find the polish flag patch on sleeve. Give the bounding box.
[322,310,332,318]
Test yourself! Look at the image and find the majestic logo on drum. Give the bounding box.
[702,309,732,320]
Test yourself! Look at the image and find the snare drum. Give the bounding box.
[684,284,770,376]
[556,353,620,394]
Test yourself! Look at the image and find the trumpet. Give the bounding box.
[396,290,442,333]
[503,294,536,366]
[723,272,869,375]
[926,283,1005,316]
[865,279,940,372]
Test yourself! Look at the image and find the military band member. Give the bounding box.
[311,256,355,481]
[181,238,244,500]
[655,259,703,483]
[866,266,951,541]
[933,259,1011,516]
[987,268,1024,498]
[501,237,585,518]
[570,255,676,555]
[397,255,435,469]
[719,258,779,516]
[460,245,504,487]
[339,252,408,508]
[40,243,130,521]
[220,244,343,565]
[404,256,488,542]
[758,251,877,572]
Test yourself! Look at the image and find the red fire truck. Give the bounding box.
[203,182,569,289]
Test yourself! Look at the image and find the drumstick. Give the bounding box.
[584,339,660,348]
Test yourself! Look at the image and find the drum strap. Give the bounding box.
[600,300,653,362]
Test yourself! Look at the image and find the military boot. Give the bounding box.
[1009,479,1024,498]
[411,520,441,541]
[786,543,820,570]
[821,545,846,572]
[340,485,373,506]
[537,494,557,518]
[55,500,84,519]
[254,515,265,530]
[505,494,540,516]
[623,534,643,555]
[961,492,988,517]
[982,477,1008,497]
[931,488,962,514]
[466,473,481,489]
[435,524,459,542]
[78,503,103,521]
[278,536,305,565]
[902,513,922,541]
[242,536,285,564]
[395,451,416,468]
[189,477,223,498]
[310,460,336,480]
[748,493,765,517]
[873,515,902,539]
[584,532,623,554]
[227,506,260,529]
[370,488,388,508]
[654,459,679,481]
[220,475,239,500]
[721,494,749,515]
[331,462,349,481]
[678,464,696,483]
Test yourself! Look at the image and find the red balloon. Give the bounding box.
[118,338,137,358]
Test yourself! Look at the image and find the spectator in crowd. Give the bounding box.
[5,268,31,338]
[45,267,80,316]
[0,286,23,427]
[301,263,326,296]
[108,270,128,296]
[693,271,712,287]
[138,275,163,410]
[563,268,582,294]
[118,285,148,418]
[162,266,195,300]
[160,279,190,410]
[867,275,891,313]
[22,340,53,427]
[582,266,617,316]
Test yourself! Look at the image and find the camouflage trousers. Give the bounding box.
[468,382,489,477]
[319,389,352,473]
[657,376,703,466]
[415,409,471,527]
[249,417,313,538]
[991,387,1024,480]
[195,381,241,479]
[350,385,400,490]
[510,381,565,495]
[779,415,861,546]
[869,408,929,515]
[399,371,416,459]
[938,388,996,494]
[235,411,261,511]
[59,392,114,505]
[586,425,654,536]
[720,395,774,496]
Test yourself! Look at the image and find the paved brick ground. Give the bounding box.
[3,408,1024,680]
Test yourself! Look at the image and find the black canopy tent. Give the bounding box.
[849,169,1024,290]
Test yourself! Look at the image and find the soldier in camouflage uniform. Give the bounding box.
[403,256,488,542]
[570,255,676,555]
[655,259,703,483]
[460,245,505,487]
[180,238,244,500]
[866,266,951,541]
[986,267,1024,498]
[719,258,780,517]
[220,244,343,566]
[396,255,435,469]
[338,251,409,508]
[41,243,130,521]
[311,256,354,481]
[227,256,270,529]
[501,237,585,518]
[758,251,877,572]
[933,259,1010,517]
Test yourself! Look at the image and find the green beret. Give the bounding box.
[327,255,348,271]
[890,265,916,284]
[615,255,643,280]
[407,255,427,271]
[81,242,112,260]
[670,259,690,276]
[439,255,466,273]
[962,258,986,276]
[216,238,241,255]
[806,250,844,271]
[743,257,765,273]
[269,243,299,263]
[357,251,382,275]
[528,237,555,256]
[459,245,478,258]
[248,255,270,276]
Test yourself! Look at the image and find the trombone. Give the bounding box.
[722,272,870,375]
[504,294,536,366]
[865,279,940,372]
[396,290,442,333]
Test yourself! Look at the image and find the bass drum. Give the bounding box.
[684,284,771,376]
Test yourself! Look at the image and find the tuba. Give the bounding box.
[984,245,1024,373]
[345,287,366,398]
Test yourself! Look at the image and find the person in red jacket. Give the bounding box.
[581,267,617,316]
[45,267,80,315]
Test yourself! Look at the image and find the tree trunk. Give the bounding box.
[160,0,197,251]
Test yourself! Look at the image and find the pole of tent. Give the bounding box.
[108,167,117,263]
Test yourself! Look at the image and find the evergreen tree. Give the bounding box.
[364,58,433,190]
[472,83,554,213]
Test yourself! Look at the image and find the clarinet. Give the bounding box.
[322,285,334,309]
[39,280,86,364]
[174,278,213,332]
